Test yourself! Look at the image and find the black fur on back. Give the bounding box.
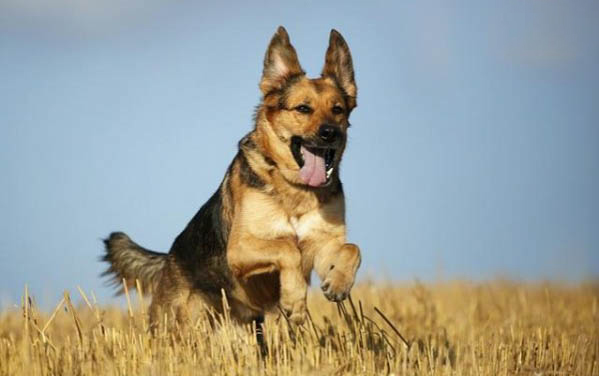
[168,187,234,297]
[102,150,255,300]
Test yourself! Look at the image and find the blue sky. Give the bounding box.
[1,1,598,307]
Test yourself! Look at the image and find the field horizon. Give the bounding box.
[1,280,597,375]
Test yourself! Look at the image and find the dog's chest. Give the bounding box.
[262,212,320,242]
[289,211,324,241]
[257,193,343,244]
[289,214,320,240]
[240,189,342,243]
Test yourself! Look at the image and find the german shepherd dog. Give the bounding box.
[102,26,361,342]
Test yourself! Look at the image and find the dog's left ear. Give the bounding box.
[260,26,305,95]
[322,29,357,111]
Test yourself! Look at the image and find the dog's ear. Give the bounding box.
[260,26,304,95]
[322,29,357,110]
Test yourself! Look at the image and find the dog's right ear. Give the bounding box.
[260,26,304,95]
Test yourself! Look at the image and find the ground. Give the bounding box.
[0,281,597,375]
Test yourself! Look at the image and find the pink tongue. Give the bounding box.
[299,145,326,187]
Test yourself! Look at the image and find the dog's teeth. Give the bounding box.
[326,167,333,179]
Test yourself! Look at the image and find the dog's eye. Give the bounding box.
[332,105,344,115]
[295,105,312,114]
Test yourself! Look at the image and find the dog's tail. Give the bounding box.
[101,232,167,295]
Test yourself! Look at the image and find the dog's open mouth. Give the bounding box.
[291,136,335,187]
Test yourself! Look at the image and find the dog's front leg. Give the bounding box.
[228,235,307,324]
[297,198,362,302]
[313,240,361,302]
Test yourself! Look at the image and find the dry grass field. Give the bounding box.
[0,281,597,375]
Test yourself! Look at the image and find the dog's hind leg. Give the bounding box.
[149,288,191,335]
[148,258,192,334]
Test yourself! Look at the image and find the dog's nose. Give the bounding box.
[318,125,339,143]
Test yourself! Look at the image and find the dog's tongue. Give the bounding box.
[299,145,326,187]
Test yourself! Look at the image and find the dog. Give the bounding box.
[102,26,361,343]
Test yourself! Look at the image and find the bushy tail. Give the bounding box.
[101,232,167,294]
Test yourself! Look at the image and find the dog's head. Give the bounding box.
[256,26,357,188]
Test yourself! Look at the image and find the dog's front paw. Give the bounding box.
[321,267,355,302]
[280,297,306,325]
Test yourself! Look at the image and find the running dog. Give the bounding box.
[102,26,361,341]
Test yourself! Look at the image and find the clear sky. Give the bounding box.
[1,1,598,307]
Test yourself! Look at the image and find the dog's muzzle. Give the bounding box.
[290,128,340,187]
